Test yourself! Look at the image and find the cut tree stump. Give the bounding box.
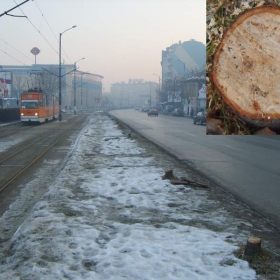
[211,6,280,128]
[244,237,262,261]
[162,168,175,180]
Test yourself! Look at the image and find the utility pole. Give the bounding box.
[149,82,152,108]
[59,25,77,121]
[73,57,84,115]
[73,64,77,114]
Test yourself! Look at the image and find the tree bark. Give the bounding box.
[162,168,174,180]
[244,236,262,260]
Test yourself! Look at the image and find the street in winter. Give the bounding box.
[1,113,279,279]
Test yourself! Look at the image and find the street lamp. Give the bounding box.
[59,25,77,121]
[80,72,90,112]
[153,73,161,103]
[149,82,152,108]
[73,57,85,115]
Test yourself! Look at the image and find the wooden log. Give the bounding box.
[211,6,280,128]
[244,237,262,260]
[170,179,208,188]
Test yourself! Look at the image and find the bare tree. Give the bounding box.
[13,74,28,98]
[40,69,59,94]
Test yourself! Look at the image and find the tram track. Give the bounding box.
[0,115,88,193]
[0,124,34,139]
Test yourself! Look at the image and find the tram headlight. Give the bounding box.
[21,113,24,116]
[35,113,38,116]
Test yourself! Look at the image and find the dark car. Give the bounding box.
[193,111,206,125]
[172,108,184,117]
[147,108,158,116]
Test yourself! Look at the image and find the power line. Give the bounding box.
[13,0,58,55]
[0,37,33,63]
[33,0,74,65]
[0,49,28,65]
[33,0,58,42]
[3,1,76,69]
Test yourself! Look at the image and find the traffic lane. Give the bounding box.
[196,156,280,225]
[109,110,280,227]
[154,131,280,226]
[110,109,206,137]
[109,111,280,175]
[165,132,280,226]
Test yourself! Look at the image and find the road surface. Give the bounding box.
[109,109,280,229]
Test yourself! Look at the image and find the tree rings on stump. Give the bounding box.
[211,6,280,128]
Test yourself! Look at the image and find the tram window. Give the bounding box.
[21,101,38,109]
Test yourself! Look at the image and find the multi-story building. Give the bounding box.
[0,64,103,110]
[110,79,158,109]
[161,39,206,114]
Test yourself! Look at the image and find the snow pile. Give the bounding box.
[0,115,256,279]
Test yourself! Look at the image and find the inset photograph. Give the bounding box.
[207,0,280,135]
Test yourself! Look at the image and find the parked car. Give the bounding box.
[193,111,206,125]
[172,108,184,117]
[140,107,149,112]
[147,108,158,116]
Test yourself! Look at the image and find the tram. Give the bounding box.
[20,88,59,124]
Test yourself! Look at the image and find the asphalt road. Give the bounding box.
[109,109,280,229]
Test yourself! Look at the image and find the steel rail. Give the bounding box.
[0,130,58,164]
[0,117,87,192]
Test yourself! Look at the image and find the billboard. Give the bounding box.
[167,91,181,103]
[0,71,12,98]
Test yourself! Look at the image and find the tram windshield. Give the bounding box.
[21,100,39,109]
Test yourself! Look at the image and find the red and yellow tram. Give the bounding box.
[20,89,59,124]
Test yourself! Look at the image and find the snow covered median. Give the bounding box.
[0,115,256,279]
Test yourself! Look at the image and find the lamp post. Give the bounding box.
[149,82,152,108]
[153,73,161,103]
[80,72,89,112]
[73,57,85,115]
[59,25,77,121]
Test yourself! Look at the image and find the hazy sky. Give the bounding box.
[1,0,206,91]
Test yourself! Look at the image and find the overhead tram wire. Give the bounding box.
[0,38,33,63]
[11,0,75,66]
[0,49,28,65]
[33,0,56,39]
[32,0,74,65]
[13,0,58,55]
